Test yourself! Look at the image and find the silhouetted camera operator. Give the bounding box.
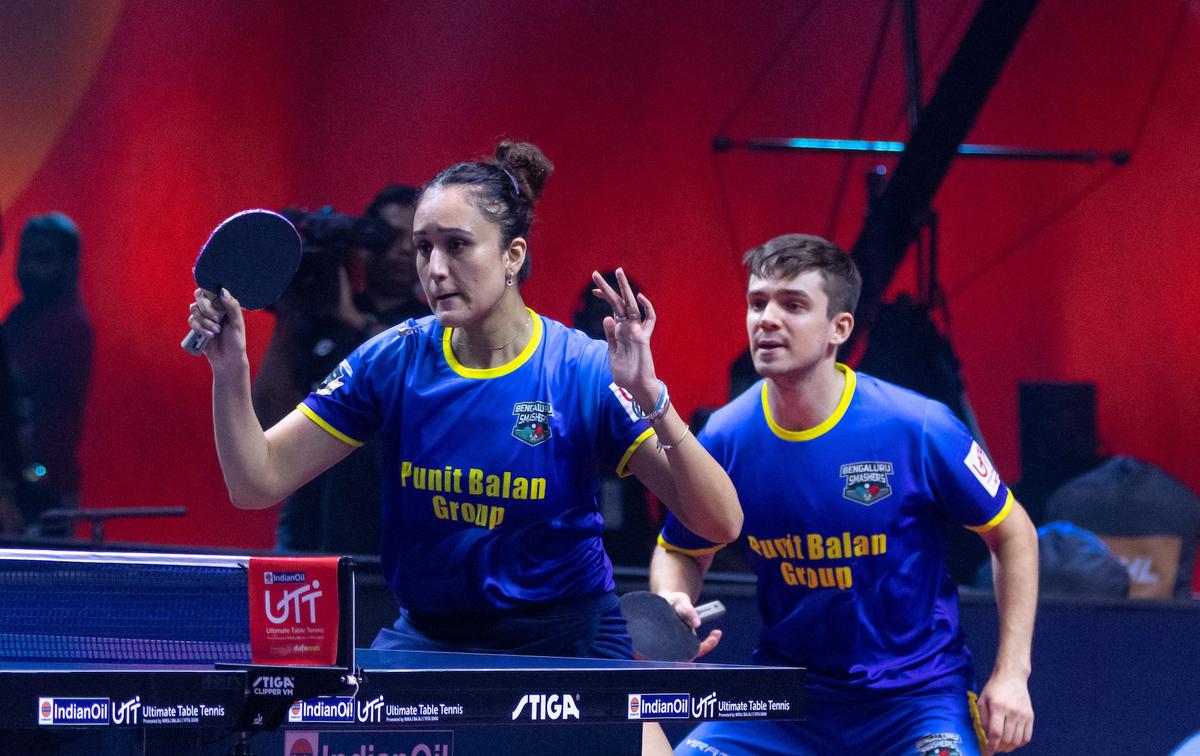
[252,187,427,553]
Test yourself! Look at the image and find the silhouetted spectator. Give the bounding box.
[2,213,92,535]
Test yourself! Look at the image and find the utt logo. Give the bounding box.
[691,692,717,719]
[264,580,323,624]
[112,696,141,725]
[511,693,580,721]
[356,695,384,723]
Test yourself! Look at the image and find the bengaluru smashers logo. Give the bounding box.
[511,401,553,447]
[840,461,894,505]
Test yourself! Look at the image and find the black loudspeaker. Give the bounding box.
[1017,382,1100,524]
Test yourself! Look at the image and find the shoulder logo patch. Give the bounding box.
[316,360,352,396]
[608,383,639,422]
[964,440,1002,497]
[512,401,554,447]
[840,461,894,505]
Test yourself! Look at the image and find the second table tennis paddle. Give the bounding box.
[181,209,302,355]
[620,590,725,662]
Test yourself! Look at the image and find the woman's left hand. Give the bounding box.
[591,268,660,406]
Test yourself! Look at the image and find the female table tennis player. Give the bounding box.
[187,141,741,660]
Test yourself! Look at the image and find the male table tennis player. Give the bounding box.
[652,234,1037,755]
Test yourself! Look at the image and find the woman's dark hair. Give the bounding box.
[419,141,553,283]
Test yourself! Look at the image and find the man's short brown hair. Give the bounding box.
[742,234,862,317]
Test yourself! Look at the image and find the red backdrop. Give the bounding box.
[1,0,1196,548]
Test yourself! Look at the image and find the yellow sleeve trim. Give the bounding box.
[297,403,364,448]
[657,533,725,557]
[966,488,1014,533]
[616,427,656,478]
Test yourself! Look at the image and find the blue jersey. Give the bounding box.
[301,309,653,613]
[660,365,1012,702]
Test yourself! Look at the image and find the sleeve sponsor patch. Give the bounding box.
[963,440,1002,498]
[316,360,352,396]
[609,382,639,422]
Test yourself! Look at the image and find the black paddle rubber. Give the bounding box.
[620,590,725,662]
[182,209,302,355]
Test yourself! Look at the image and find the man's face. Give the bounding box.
[365,202,418,298]
[745,270,848,380]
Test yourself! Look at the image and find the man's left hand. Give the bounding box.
[977,672,1033,754]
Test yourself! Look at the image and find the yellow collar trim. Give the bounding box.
[443,308,542,379]
[762,363,856,441]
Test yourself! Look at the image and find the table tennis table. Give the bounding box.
[0,548,804,754]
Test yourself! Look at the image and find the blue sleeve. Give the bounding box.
[657,426,725,555]
[922,401,1013,532]
[298,331,395,446]
[587,345,654,477]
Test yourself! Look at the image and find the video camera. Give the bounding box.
[275,206,396,316]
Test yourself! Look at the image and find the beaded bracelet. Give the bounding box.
[631,380,670,423]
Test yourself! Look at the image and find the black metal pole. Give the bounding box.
[902,0,923,132]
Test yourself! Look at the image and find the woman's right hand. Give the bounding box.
[188,288,248,370]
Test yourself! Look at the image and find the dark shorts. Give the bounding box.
[371,592,634,660]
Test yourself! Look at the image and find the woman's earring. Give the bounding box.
[505,274,514,287]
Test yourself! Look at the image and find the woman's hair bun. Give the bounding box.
[494,141,554,201]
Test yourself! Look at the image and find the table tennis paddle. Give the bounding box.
[620,590,725,662]
[180,209,302,355]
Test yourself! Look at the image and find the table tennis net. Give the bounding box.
[0,549,251,664]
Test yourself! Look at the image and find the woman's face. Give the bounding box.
[413,184,521,327]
